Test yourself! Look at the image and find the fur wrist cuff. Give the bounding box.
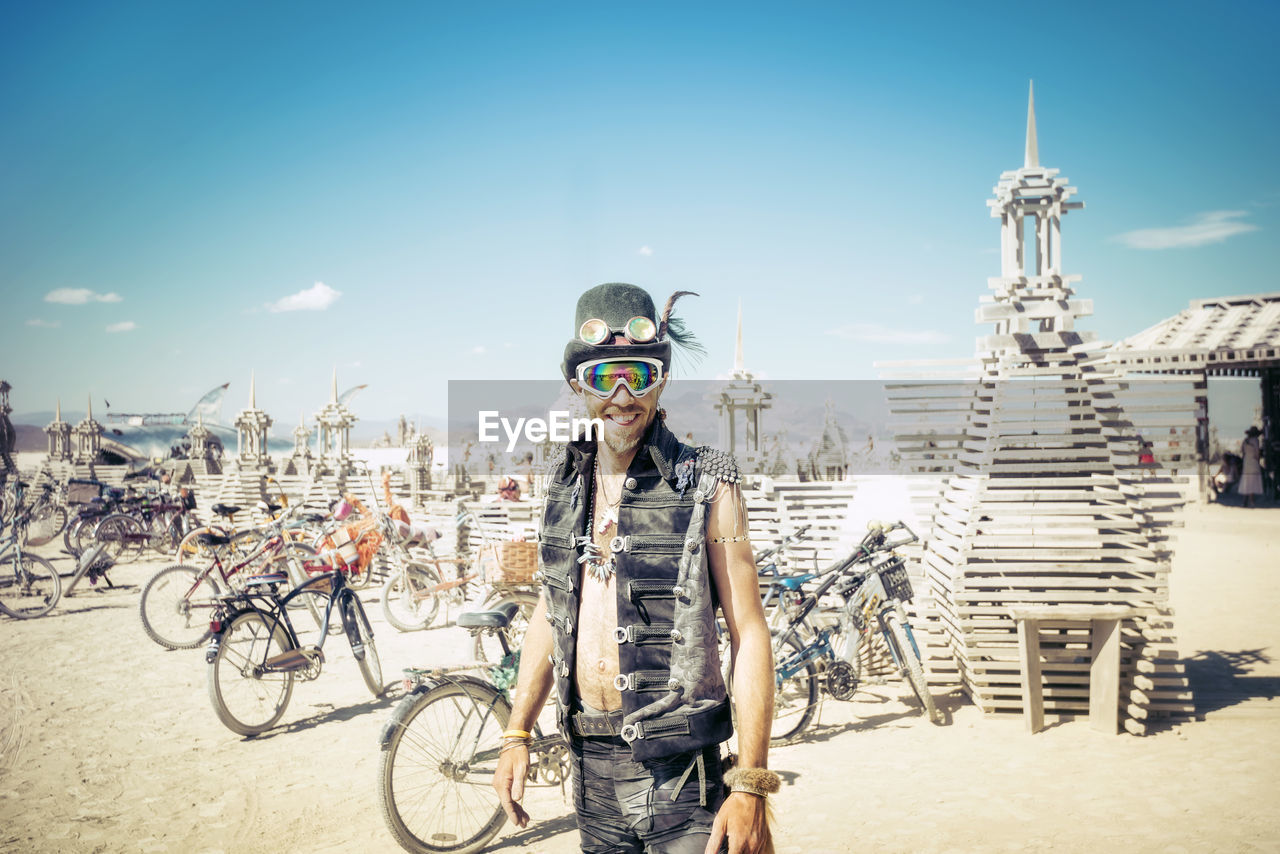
[724,767,781,798]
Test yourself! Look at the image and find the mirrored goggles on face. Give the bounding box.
[578,315,657,346]
[575,358,664,399]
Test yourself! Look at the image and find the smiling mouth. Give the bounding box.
[606,412,640,426]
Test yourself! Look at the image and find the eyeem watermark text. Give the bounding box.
[478,411,603,452]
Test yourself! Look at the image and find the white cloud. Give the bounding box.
[826,323,949,344]
[45,288,122,304]
[907,294,925,305]
[637,245,654,256]
[105,321,136,333]
[472,345,487,355]
[1113,210,1259,250]
[26,319,60,328]
[266,281,342,312]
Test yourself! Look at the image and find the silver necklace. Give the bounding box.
[581,460,620,582]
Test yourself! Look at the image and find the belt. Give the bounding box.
[570,707,625,737]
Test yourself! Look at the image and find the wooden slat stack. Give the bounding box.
[880,138,1196,732]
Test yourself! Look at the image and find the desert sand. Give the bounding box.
[1,499,1278,854]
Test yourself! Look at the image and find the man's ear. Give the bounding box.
[569,379,584,396]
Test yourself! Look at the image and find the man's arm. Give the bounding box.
[704,484,774,854]
[492,592,555,828]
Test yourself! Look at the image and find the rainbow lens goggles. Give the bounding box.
[578,315,657,346]
[574,357,665,399]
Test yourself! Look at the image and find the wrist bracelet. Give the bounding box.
[502,729,532,740]
[500,741,530,754]
[724,767,781,798]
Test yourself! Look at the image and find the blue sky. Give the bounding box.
[2,1,1276,425]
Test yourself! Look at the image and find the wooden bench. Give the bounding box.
[1007,604,1141,735]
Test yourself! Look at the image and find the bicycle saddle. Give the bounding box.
[246,572,288,587]
[779,574,816,591]
[196,532,231,547]
[457,601,519,630]
[211,503,241,517]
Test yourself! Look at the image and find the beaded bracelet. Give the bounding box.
[709,535,750,544]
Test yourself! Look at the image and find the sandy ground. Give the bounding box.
[1,500,1278,854]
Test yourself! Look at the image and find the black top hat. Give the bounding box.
[562,283,687,382]
[1246,425,1262,437]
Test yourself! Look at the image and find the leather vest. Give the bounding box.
[538,419,735,761]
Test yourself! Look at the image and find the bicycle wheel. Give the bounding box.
[139,564,223,649]
[0,554,62,619]
[473,590,539,663]
[96,514,144,563]
[378,680,510,854]
[381,561,442,632]
[881,611,941,724]
[73,515,103,556]
[207,610,296,736]
[771,633,819,744]
[63,516,85,557]
[27,503,67,546]
[342,593,383,696]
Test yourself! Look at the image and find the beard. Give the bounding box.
[593,406,654,457]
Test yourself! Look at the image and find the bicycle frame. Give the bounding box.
[207,567,353,673]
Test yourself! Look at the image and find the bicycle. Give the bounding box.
[765,521,941,742]
[0,480,62,619]
[138,504,324,650]
[23,478,69,546]
[205,556,384,736]
[377,602,569,854]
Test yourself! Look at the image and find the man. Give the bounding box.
[494,284,777,854]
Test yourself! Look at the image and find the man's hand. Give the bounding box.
[493,744,532,828]
[705,791,770,854]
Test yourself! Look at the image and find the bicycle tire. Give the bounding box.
[382,562,443,632]
[0,553,62,619]
[63,516,85,557]
[342,593,383,696]
[96,513,143,563]
[207,609,296,736]
[378,680,510,854]
[139,564,223,649]
[473,590,539,663]
[27,503,67,545]
[882,611,941,724]
[771,633,819,744]
[74,515,104,556]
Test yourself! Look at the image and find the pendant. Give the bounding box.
[585,556,616,582]
[577,540,617,582]
[595,507,618,535]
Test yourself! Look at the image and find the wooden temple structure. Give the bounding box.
[883,84,1196,733]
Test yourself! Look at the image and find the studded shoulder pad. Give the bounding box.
[695,446,740,484]
[541,443,568,479]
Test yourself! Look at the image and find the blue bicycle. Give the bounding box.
[768,521,940,742]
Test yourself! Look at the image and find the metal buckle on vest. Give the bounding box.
[613,626,630,643]
[613,673,630,691]
[620,723,640,742]
[609,534,630,553]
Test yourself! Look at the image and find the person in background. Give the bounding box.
[1239,426,1264,508]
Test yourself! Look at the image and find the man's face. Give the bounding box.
[572,374,666,457]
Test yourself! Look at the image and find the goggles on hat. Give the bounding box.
[578,315,657,346]
[574,357,664,399]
